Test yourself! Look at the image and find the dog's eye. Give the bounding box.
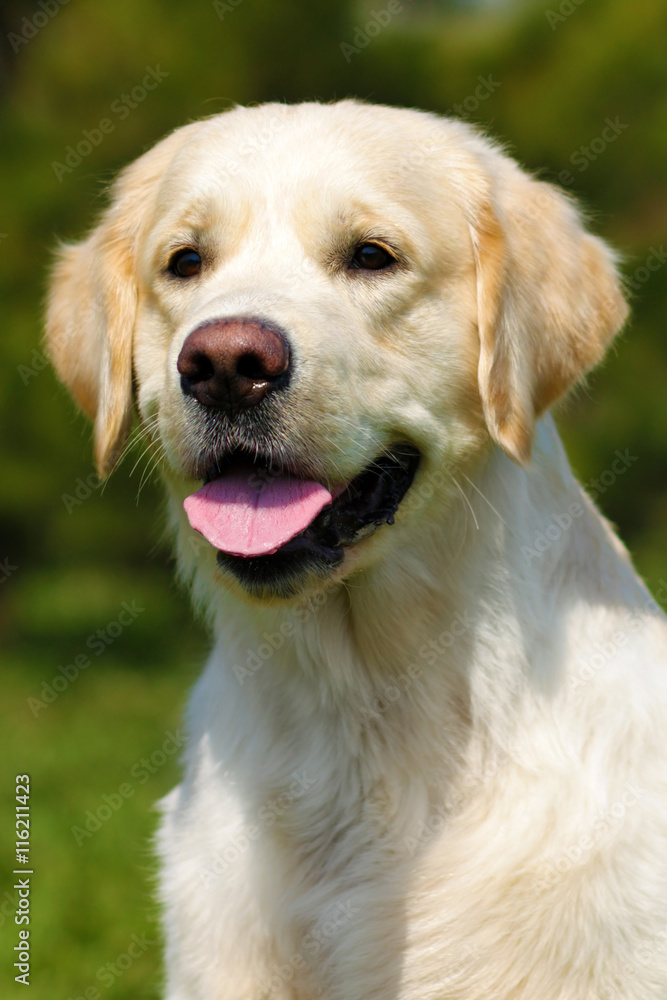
[350,243,396,271]
[168,249,202,278]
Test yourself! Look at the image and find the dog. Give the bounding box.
[46,101,667,999]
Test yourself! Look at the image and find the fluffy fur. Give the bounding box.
[46,101,667,999]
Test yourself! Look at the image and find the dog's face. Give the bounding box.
[46,101,627,600]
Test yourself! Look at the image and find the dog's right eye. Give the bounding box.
[167,249,202,278]
[349,242,397,271]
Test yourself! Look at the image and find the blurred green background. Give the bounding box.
[1,0,665,996]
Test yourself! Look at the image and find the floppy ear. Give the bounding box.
[470,169,629,464]
[45,122,200,477]
[46,218,137,478]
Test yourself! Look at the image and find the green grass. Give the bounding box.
[1,624,207,1000]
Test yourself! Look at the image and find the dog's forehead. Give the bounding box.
[148,102,472,232]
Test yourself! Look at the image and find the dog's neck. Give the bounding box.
[199,418,647,771]
[183,416,652,829]
[224,420,632,647]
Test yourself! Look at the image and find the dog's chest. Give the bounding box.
[164,658,663,1000]
[169,647,594,999]
[179,687,475,994]
[169,731,536,1000]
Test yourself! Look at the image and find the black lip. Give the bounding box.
[215,444,421,597]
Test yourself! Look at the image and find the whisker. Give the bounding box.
[135,440,168,501]
[451,475,479,531]
[459,471,508,527]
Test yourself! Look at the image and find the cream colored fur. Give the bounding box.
[46,101,667,999]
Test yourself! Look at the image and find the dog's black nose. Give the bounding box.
[177,318,291,412]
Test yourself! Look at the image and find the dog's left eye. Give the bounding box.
[167,249,202,278]
[350,243,396,271]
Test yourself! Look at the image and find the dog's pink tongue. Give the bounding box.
[183,468,333,558]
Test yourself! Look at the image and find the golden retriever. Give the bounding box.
[46,101,667,999]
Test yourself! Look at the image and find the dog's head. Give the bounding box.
[46,101,628,600]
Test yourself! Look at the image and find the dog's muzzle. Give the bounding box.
[178,317,421,595]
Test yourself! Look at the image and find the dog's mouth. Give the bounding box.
[183,444,420,593]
